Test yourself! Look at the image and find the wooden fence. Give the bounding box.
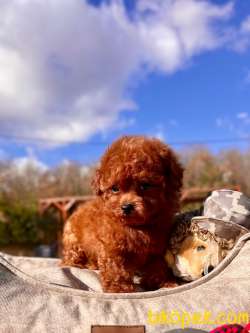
[39,187,237,223]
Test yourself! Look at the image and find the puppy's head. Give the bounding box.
[92,136,183,227]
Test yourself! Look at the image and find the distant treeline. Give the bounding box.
[0,147,250,246]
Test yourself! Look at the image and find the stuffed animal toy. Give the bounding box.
[166,190,250,282]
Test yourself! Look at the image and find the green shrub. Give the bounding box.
[0,222,11,246]
[0,203,58,246]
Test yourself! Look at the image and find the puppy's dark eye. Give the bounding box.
[140,182,152,191]
[197,245,206,252]
[111,185,119,193]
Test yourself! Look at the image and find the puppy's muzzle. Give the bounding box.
[121,203,134,215]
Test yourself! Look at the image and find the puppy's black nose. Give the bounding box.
[121,203,134,215]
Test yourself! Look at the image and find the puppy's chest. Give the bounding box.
[121,229,164,255]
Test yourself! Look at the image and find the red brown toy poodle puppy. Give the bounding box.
[61,135,183,293]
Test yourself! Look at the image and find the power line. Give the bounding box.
[0,132,249,146]
[168,137,250,146]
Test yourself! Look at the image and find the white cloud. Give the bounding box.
[237,112,250,125]
[0,0,236,146]
[216,113,250,137]
[151,119,178,142]
[241,16,250,34]
[245,70,250,84]
[152,123,166,142]
[231,15,250,52]
[215,116,235,131]
[12,147,48,174]
[154,130,165,142]
[237,112,248,120]
[13,156,48,174]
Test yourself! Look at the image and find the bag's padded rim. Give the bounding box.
[0,232,250,300]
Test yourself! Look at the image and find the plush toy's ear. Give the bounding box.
[91,168,103,196]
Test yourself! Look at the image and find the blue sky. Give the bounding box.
[0,0,250,168]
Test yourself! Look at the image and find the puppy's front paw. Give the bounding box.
[141,272,167,291]
[104,283,136,293]
[162,281,179,288]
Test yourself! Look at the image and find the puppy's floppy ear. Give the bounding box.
[159,144,184,197]
[91,168,103,196]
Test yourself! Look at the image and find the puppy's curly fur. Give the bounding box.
[61,136,183,292]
